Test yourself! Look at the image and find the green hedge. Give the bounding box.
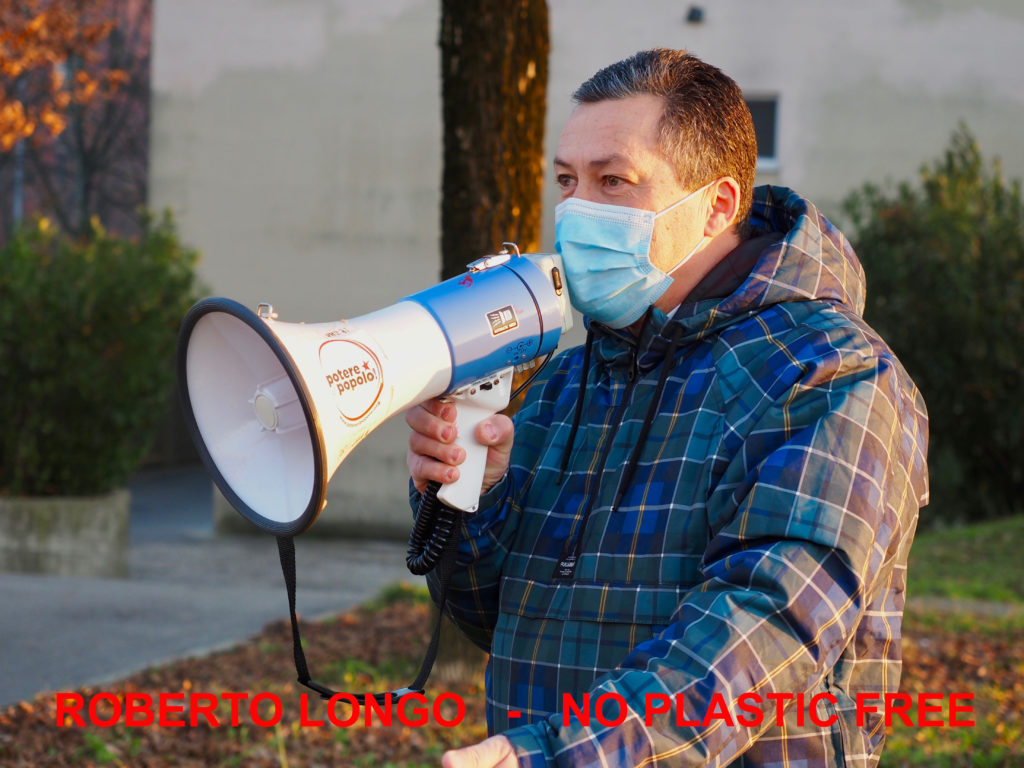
[842,126,1024,525]
[0,212,200,496]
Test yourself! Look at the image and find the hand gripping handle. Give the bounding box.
[436,368,513,513]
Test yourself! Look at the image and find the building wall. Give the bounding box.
[150,0,1024,536]
[541,0,1024,231]
[150,0,443,535]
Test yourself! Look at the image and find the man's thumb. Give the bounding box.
[441,735,517,768]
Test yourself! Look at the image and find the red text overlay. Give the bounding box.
[55,692,464,729]
[55,690,975,730]
[564,691,975,729]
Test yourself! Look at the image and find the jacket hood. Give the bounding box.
[589,186,866,373]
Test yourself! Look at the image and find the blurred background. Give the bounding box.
[2,2,1023,764]
[3,0,1022,535]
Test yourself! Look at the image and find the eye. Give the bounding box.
[604,175,625,188]
[555,174,576,191]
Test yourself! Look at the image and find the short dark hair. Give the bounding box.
[573,49,757,238]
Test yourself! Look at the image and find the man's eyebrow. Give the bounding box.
[553,153,634,171]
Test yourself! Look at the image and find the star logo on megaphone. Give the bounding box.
[318,338,385,424]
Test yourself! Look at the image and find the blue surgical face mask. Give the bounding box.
[554,181,714,328]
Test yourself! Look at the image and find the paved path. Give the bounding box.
[0,466,417,709]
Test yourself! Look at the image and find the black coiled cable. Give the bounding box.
[406,480,459,576]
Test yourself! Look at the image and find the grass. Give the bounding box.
[879,513,1024,765]
[908,514,1024,604]
[880,608,1024,767]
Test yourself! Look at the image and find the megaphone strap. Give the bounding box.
[275,501,463,705]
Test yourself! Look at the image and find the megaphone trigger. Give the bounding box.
[436,367,515,513]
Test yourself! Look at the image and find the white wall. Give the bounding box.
[150,0,1024,536]
[150,0,443,535]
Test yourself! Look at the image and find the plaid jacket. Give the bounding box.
[417,186,929,766]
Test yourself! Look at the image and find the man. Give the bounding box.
[407,49,928,767]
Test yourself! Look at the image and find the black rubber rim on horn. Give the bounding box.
[176,297,328,537]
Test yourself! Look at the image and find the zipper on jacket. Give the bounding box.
[552,349,641,581]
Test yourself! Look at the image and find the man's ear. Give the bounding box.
[704,177,741,238]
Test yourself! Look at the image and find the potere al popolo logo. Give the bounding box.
[319,338,384,423]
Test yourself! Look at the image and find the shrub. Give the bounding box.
[842,126,1024,525]
[0,211,201,496]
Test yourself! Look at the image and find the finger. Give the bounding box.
[405,401,458,443]
[409,432,466,467]
[441,735,517,768]
[475,414,514,448]
[407,450,460,492]
[474,415,514,492]
[422,398,457,420]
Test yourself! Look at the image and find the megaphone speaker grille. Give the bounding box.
[178,299,327,535]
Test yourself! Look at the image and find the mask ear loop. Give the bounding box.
[652,178,717,220]
[664,234,711,278]
[654,179,719,277]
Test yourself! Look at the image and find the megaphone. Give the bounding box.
[177,246,572,537]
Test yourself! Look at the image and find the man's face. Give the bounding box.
[553,93,711,280]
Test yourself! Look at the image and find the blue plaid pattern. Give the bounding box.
[414,187,929,766]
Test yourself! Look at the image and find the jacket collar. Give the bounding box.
[585,186,866,375]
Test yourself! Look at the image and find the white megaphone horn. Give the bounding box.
[177,245,572,537]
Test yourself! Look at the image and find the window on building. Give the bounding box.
[746,97,778,172]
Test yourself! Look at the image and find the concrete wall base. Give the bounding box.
[213,484,413,541]
[0,489,131,579]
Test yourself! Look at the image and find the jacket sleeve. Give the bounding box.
[503,342,929,766]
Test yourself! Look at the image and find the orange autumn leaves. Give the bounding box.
[0,0,127,151]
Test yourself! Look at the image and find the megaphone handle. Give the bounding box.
[436,368,514,513]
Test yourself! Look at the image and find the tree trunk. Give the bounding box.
[439,0,550,280]
[434,0,550,674]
